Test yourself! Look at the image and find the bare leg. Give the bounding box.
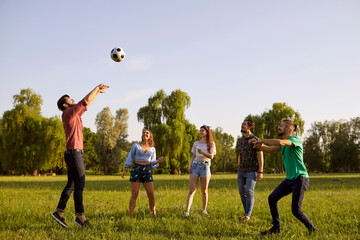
[143,182,156,216]
[185,175,199,213]
[200,176,210,211]
[129,182,141,218]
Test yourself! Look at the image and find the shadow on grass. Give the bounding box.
[1,174,360,192]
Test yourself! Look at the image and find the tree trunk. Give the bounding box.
[170,165,178,175]
[32,169,38,176]
[104,165,109,175]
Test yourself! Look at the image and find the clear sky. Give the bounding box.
[1,0,359,142]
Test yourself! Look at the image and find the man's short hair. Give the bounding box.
[244,118,255,133]
[282,119,298,132]
[57,95,69,111]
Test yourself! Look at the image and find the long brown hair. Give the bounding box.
[141,129,155,147]
[200,125,214,152]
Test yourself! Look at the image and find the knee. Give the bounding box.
[245,188,254,197]
[201,189,208,196]
[73,183,84,191]
[147,193,155,201]
[189,187,196,194]
[131,192,139,200]
[65,183,74,191]
[268,194,276,204]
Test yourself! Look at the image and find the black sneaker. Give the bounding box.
[260,226,281,235]
[309,226,317,234]
[74,217,93,229]
[51,212,68,228]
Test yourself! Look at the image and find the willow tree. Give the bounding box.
[137,89,197,174]
[95,107,129,174]
[0,89,66,175]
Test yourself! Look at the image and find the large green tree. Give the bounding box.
[137,89,198,174]
[41,116,66,173]
[303,117,360,172]
[95,107,129,175]
[247,102,305,172]
[212,127,236,173]
[0,89,65,175]
[83,127,99,172]
[303,121,332,172]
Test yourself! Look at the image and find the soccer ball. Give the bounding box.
[111,47,126,62]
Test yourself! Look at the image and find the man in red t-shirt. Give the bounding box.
[51,83,109,229]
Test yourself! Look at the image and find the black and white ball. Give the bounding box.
[111,47,126,62]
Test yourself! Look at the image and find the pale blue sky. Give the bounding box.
[1,0,359,142]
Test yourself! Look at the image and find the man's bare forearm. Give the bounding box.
[259,145,281,153]
[261,139,293,147]
[84,84,109,107]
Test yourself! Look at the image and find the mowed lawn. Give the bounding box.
[0,173,359,240]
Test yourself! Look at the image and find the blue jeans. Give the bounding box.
[237,171,257,216]
[56,151,85,215]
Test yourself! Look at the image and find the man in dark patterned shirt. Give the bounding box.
[236,118,264,222]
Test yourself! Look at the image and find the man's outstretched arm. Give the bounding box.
[84,84,109,107]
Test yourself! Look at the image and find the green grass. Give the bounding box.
[1,173,359,239]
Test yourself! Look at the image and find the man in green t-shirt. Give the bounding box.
[250,120,316,235]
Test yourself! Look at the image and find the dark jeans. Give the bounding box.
[268,176,315,230]
[56,151,85,215]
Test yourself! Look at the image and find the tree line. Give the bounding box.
[0,89,359,175]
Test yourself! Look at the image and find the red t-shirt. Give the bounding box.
[62,99,88,149]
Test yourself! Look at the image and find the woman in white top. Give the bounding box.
[121,129,164,218]
[185,125,216,216]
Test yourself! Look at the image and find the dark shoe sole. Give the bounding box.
[74,219,94,229]
[74,220,82,227]
[51,213,68,228]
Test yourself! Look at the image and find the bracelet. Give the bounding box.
[258,172,263,174]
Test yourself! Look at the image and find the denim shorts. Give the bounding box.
[130,163,153,182]
[191,162,211,177]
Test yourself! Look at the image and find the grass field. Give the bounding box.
[0,173,359,239]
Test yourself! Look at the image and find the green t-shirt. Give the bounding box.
[280,136,309,180]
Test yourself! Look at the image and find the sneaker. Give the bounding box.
[309,226,317,234]
[74,217,93,229]
[51,212,68,228]
[260,226,281,235]
[202,210,208,215]
[184,212,189,217]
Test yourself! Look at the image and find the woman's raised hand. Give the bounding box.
[157,157,164,163]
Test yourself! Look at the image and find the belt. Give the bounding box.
[65,149,84,154]
[194,159,210,164]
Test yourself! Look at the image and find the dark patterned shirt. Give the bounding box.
[237,135,260,172]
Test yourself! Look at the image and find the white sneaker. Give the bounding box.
[202,210,208,215]
[184,212,189,217]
